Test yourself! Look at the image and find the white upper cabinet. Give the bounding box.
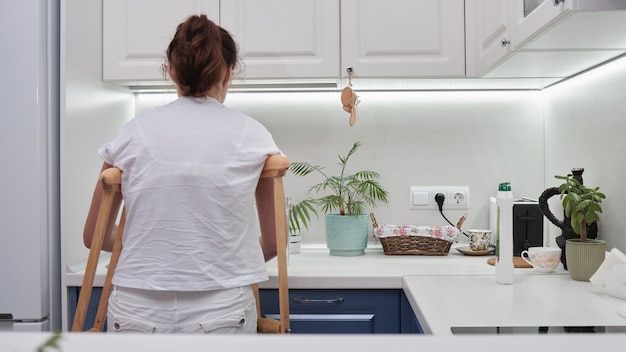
[220,0,340,81]
[103,0,626,88]
[340,0,465,79]
[103,0,219,83]
[465,0,513,77]
[510,0,570,46]
[467,0,626,79]
[103,0,464,85]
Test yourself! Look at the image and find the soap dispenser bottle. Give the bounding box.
[496,182,514,285]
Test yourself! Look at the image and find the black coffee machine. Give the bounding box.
[538,168,598,269]
[512,200,543,256]
[490,198,544,256]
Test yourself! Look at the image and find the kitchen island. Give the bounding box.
[4,331,626,352]
[65,244,626,335]
[403,274,626,335]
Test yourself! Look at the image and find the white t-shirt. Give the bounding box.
[99,96,281,291]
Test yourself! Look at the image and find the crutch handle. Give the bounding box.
[260,155,290,178]
[100,167,122,192]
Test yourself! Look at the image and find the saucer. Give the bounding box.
[456,246,494,256]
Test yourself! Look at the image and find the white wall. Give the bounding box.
[544,56,626,253]
[137,90,545,244]
[62,0,134,267]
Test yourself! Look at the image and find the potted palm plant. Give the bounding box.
[289,141,389,256]
[556,173,607,281]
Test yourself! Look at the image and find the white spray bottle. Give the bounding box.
[496,182,514,285]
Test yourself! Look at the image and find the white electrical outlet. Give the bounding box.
[409,186,469,210]
[448,187,469,209]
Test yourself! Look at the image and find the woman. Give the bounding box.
[83,14,282,334]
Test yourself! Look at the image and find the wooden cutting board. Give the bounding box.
[486,256,532,268]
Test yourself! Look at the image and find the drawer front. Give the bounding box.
[259,289,401,334]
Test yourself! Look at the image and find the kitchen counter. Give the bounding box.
[65,244,565,287]
[403,274,626,336]
[257,244,570,289]
[65,244,626,335]
[5,331,626,352]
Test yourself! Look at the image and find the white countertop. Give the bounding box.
[4,332,626,352]
[259,244,568,289]
[66,244,564,287]
[65,244,626,335]
[68,244,527,287]
[5,332,626,352]
[403,274,626,336]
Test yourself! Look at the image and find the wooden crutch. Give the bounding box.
[71,168,124,332]
[255,155,291,334]
[72,155,291,333]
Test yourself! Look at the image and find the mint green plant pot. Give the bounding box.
[325,214,369,256]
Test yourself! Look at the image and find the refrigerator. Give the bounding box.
[0,0,61,331]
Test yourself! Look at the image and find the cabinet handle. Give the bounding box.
[553,0,565,6]
[293,297,345,304]
[501,38,511,47]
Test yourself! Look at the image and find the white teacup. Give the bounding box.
[467,229,492,251]
[521,247,562,272]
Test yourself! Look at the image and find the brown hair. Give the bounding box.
[165,15,239,97]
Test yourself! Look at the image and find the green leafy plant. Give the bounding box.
[556,173,606,242]
[288,141,389,233]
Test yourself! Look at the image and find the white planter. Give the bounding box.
[289,234,302,254]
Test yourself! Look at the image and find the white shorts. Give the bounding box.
[107,285,257,334]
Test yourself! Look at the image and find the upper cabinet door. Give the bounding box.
[340,0,465,79]
[220,0,340,80]
[511,0,570,46]
[465,0,514,77]
[103,0,220,82]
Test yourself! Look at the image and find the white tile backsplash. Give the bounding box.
[219,91,544,243]
[128,60,626,251]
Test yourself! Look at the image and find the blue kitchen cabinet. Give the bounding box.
[67,287,106,332]
[260,289,414,334]
[400,291,423,334]
[68,287,422,334]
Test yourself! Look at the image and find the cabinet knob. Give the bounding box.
[553,0,565,6]
[501,38,511,47]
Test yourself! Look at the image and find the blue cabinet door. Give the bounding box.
[68,287,106,332]
[400,291,423,334]
[259,289,401,334]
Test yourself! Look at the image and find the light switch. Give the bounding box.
[412,190,429,206]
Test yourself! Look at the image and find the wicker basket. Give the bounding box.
[370,213,458,256]
[379,236,452,256]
